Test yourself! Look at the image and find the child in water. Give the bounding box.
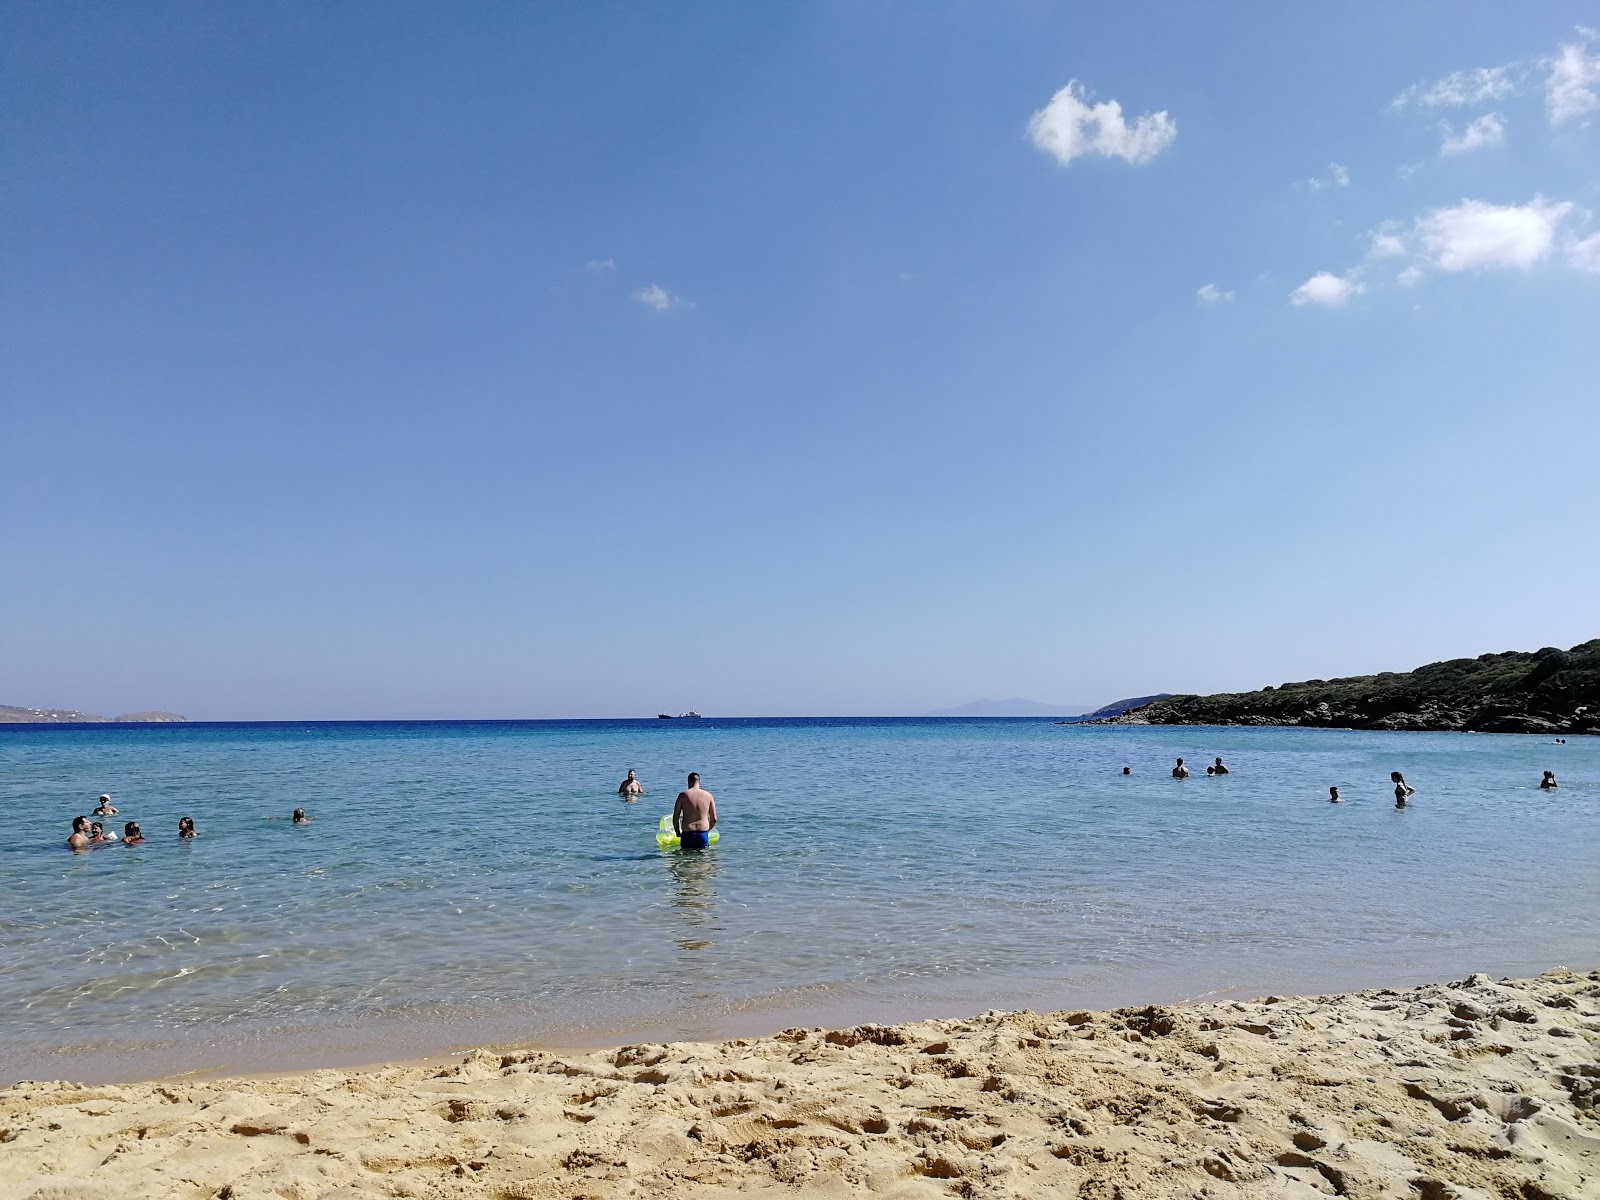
[177,817,198,839]
[292,808,312,823]
[1329,786,1342,803]
[123,821,144,844]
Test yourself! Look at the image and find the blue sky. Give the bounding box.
[4,2,1598,719]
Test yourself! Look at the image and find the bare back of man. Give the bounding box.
[672,772,717,849]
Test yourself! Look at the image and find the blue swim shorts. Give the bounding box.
[680,830,711,850]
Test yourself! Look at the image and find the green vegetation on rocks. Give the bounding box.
[1104,640,1600,735]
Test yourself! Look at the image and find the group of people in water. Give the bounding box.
[617,770,718,849]
[1128,760,1562,806]
[62,794,171,850]
[64,794,312,851]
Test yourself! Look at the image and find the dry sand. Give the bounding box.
[3,969,1596,1200]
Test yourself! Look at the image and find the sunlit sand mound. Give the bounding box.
[2,970,1596,1199]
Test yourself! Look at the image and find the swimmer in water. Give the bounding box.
[1539,771,1558,790]
[93,794,118,816]
[1212,757,1229,775]
[67,816,91,851]
[1390,771,1415,807]
[292,808,312,823]
[1172,758,1189,779]
[618,770,643,798]
[89,821,107,843]
[1329,786,1342,803]
[124,821,144,844]
[672,772,716,850]
[1205,766,1216,776]
[1122,766,1131,775]
[177,816,198,839]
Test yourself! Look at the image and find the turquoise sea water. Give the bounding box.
[2,718,1596,1084]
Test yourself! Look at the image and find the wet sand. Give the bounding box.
[2,969,1596,1199]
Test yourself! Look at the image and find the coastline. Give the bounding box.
[4,969,1595,1199]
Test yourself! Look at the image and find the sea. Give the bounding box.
[2,718,1595,1085]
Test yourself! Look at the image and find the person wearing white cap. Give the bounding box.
[93,794,118,815]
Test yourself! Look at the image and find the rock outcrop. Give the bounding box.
[1102,640,1599,735]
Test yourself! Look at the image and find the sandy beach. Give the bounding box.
[3,970,1595,1200]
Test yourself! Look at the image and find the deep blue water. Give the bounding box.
[2,717,1596,1084]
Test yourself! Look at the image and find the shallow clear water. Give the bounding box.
[2,718,1595,1084]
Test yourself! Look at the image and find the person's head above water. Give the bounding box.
[124,821,142,839]
[178,817,197,837]
[292,808,308,822]
[1390,771,1405,783]
[1122,767,1131,775]
[687,772,701,787]
[1329,786,1340,800]
[72,815,89,833]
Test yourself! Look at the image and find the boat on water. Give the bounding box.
[657,711,704,719]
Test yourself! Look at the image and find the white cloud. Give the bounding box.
[586,258,616,273]
[1546,38,1600,124]
[1290,272,1363,307]
[1027,81,1176,166]
[1196,284,1234,303]
[1397,265,1425,287]
[632,284,686,311]
[1415,197,1573,271]
[1307,163,1350,191]
[1568,232,1600,273]
[1369,230,1407,258]
[1393,65,1516,110]
[1439,112,1506,155]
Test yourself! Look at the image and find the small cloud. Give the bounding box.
[1397,265,1425,286]
[632,283,687,311]
[1369,229,1408,258]
[1393,64,1517,110]
[1415,197,1573,271]
[1290,271,1364,307]
[1196,283,1234,303]
[1439,112,1506,155]
[586,258,616,273]
[1307,163,1351,191]
[1567,231,1600,273]
[1546,35,1600,124]
[1027,81,1176,166]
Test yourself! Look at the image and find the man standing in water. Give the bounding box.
[672,772,717,850]
[618,770,643,798]
[1172,758,1190,779]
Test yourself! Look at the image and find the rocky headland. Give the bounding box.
[0,705,187,724]
[1102,639,1599,735]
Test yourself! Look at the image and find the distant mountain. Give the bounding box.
[1098,639,1600,735]
[927,698,1091,717]
[0,705,187,724]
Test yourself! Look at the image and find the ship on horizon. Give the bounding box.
[656,711,704,720]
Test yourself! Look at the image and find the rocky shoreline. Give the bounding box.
[1100,639,1599,735]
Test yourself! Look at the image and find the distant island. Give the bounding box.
[927,698,1091,717]
[1100,640,1599,735]
[0,705,187,724]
